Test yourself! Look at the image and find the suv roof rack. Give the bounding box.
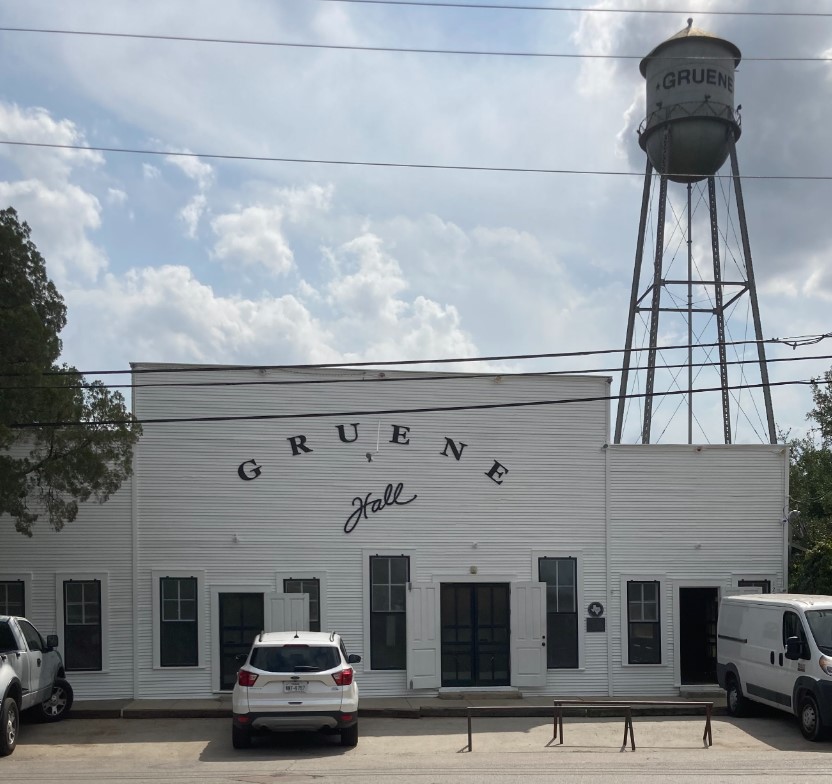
[329,631,335,642]
[258,630,264,642]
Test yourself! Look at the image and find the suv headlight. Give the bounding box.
[819,655,832,677]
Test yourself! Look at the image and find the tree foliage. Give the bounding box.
[788,370,832,590]
[0,207,141,536]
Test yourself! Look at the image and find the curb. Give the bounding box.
[69,704,726,720]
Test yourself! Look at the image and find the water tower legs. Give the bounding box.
[613,134,777,445]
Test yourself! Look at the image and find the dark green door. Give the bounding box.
[440,583,510,687]
[219,593,264,690]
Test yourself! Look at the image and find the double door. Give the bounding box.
[440,583,510,687]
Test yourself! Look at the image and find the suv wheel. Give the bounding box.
[232,724,252,749]
[39,678,74,722]
[1,697,19,756]
[341,722,358,747]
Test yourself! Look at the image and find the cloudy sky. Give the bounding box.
[1,0,830,444]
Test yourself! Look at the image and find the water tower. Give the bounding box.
[614,20,776,445]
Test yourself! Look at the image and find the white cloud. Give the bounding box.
[179,194,207,239]
[107,187,127,205]
[210,185,333,274]
[142,163,161,180]
[165,153,214,191]
[0,179,106,282]
[0,102,103,183]
[211,204,295,274]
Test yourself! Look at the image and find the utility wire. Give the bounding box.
[7,377,816,429]
[1,26,830,61]
[315,0,832,17]
[2,333,828,379]
[2,351,830,394]
[4,140,832,181]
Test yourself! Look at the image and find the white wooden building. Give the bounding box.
[0,365,789,700]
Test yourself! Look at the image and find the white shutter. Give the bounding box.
[264,592,309,633]
[510,581,547,687]
[406,582,441,689]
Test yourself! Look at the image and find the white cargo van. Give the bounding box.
[717,594,832,741]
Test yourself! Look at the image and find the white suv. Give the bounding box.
[231,631,361,749]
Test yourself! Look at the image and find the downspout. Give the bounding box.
[131,363,139,701]
[782,446,790,592]
[604,378,614,698]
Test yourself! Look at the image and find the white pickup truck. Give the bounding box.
[1,615,74,756]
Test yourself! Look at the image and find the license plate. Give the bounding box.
[284,682,308,693]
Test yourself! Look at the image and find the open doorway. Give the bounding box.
[679,587,719,685]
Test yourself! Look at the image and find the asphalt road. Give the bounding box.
[4,713,832,783]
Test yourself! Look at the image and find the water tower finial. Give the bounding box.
[687,17,693,28]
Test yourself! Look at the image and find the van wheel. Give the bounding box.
[799,694,827,742]
[341,722,359,747]
[726,675,747,718]
[39,679,73,722]
[1,697,19,756]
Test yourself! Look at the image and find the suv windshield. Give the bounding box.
[250,644,340,673]
[805,610,832,655]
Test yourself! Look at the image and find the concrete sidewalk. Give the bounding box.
[69,692,728,720]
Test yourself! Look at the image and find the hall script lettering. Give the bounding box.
[344,482,417,534]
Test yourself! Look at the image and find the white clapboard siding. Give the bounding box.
[1,364,790,701]
[607,444,788,696]
[0,476,135,700]
[131,365,611,698]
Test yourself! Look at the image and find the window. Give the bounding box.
[738,579,771,593]
[783,611,810,659]
[63,580,102,671]
[283,578,321,632]
[0,620,17,653]
[627,581,661,664]
[0,581,24,616]
[539,557,578,668]
[160,577,198,667]
[16,618,44,652]
[370,555,409,670]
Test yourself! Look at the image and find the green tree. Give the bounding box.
[788,371,832,590]
[0,207,140,536]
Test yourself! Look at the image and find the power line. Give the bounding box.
[1,332,828,379]
[2,350,830,394]
[1,26,830,61]
[4,139,832,181]
[6,377,816,429]
[315,0,832,17]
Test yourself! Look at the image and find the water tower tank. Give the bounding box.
[639,20,741,182]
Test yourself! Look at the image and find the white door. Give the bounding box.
[510,581,547,687]
[264,592,309,633]
[406,582,441,690]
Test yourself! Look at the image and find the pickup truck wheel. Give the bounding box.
[39,678,74,723]
[1,697,19,756]
[725,674,747,718]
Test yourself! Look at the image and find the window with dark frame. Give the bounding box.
[283,578,321,632]
[370,555,409,670]
[64,580,102,671]
[627,580,661,664]
[0,581,24,616]
[538,557,578,669]
[738,579,771,593]
[783,610,810,659]
[160,576,198,667]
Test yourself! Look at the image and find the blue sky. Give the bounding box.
[1,0,831,444]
